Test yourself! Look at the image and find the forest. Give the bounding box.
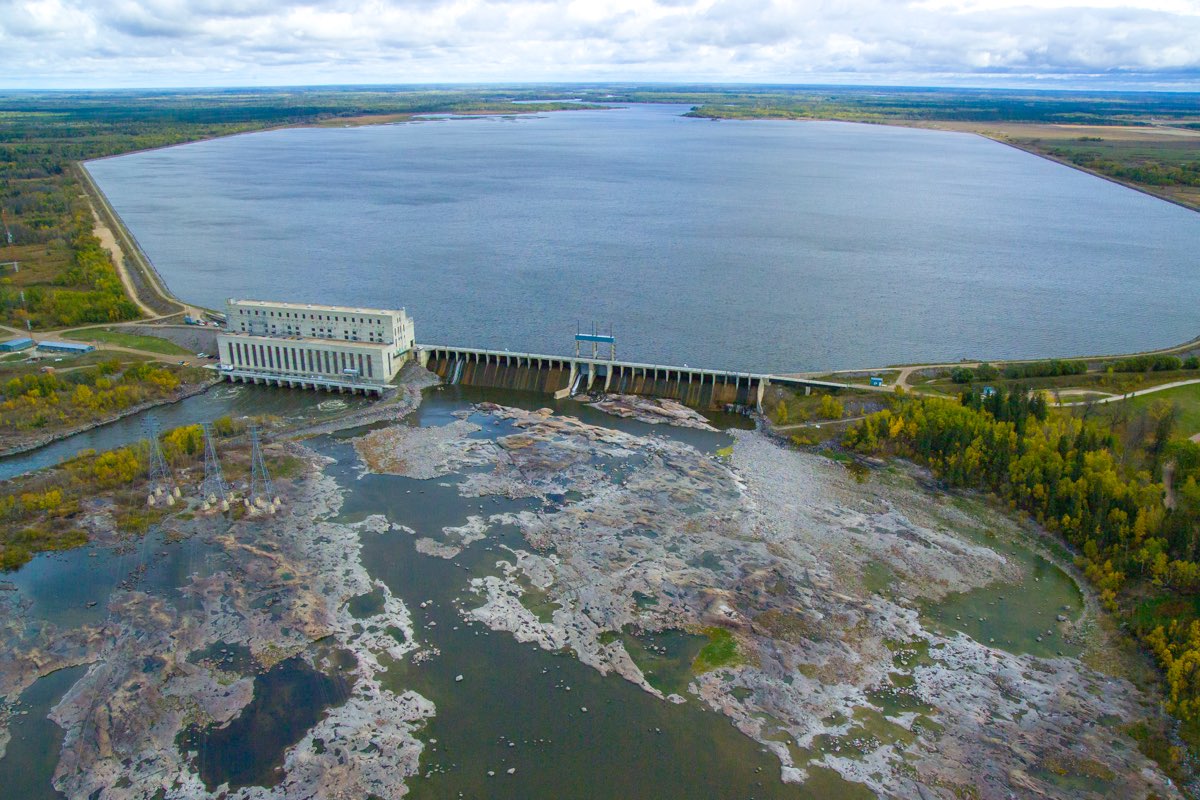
[844,386,1200,749]
[0,359,200,436]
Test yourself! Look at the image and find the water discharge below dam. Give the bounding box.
[423,348,770,409]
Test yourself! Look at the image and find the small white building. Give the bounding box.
[217,299,416,395]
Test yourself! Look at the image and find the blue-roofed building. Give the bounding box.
[37,341,95,354]
[0,336,34,352]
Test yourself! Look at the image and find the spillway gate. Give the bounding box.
[418,346,855,410]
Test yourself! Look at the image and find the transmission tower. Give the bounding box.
[144,416,178,507]
[248,424,279,511]
[199,422,229,510]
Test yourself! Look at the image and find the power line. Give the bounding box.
[247,423,281,514]
[144,416,179,507]
[199,423,230,511]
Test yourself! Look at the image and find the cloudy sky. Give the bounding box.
[2,0,1198,89]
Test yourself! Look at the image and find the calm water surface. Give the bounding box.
[86,104,1200,373]
[0,383,369,482]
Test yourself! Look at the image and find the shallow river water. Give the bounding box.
[0,383,370,482]
[324,386,858,798]
[0,385,1093,799]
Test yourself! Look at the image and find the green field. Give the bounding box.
[63,328,190,356]
[1108,383,1200,438]
[911,368,1200,400]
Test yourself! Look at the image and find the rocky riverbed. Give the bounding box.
[587,394,718,431]
[355,402,1180,800]
[0,447,433,799]
[0,389,1183,799]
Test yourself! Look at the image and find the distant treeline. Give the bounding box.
[949,355,1198,385]
[1050,149,1200,188]
[1106,355,1198,373]
[0,89,598,328]
[664,85,1200,125]
[949,359,1088,384]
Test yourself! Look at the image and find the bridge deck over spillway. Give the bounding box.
[418,345,863,410]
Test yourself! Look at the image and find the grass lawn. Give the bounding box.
[915,370,1200,400]
[816,370,900,386]
[1112,383,1200,438]
[63,327,190,356]
[0,350,153,382]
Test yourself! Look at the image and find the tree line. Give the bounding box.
[1,359,188,432]
[843,392,1200,727]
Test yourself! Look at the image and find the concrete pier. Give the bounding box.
[420,345,855,410]
[219,368,387,396]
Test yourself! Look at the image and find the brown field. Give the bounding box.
[312,113,416,127]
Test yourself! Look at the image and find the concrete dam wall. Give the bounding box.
[421,347,765,410]
[424,350,574,395]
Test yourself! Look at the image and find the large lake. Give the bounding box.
[87,104,1200,372]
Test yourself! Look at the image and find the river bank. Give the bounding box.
[0,374,1188,798]
[0,376,219,464]
[683,107,1200,216]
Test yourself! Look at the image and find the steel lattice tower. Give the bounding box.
[248,424,275,505]
[199,422,229,504]
[144,416,173,490]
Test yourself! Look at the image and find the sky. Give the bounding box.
[2,0,1198,90]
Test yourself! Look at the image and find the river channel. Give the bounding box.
[0,383,1101,798]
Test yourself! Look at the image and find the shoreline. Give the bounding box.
[76,108,1200,381]
[80,104,606,165]
[685,108,1200,216]
[975,132,1200,216]
[0,377,218,470]
[74,163,187,317]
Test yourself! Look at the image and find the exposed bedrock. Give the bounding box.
[358,404,1180,800]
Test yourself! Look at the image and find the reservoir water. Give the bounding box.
[85,104,1200,373]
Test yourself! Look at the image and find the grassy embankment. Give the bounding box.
[0,415,302,570]
[62,327,191,355]
[910,366,1200,404]
[1112,385,1200,438]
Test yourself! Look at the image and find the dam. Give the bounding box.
[214,298,867,408]
[418,345,858,411]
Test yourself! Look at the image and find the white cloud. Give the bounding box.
[0,0,1196,87]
